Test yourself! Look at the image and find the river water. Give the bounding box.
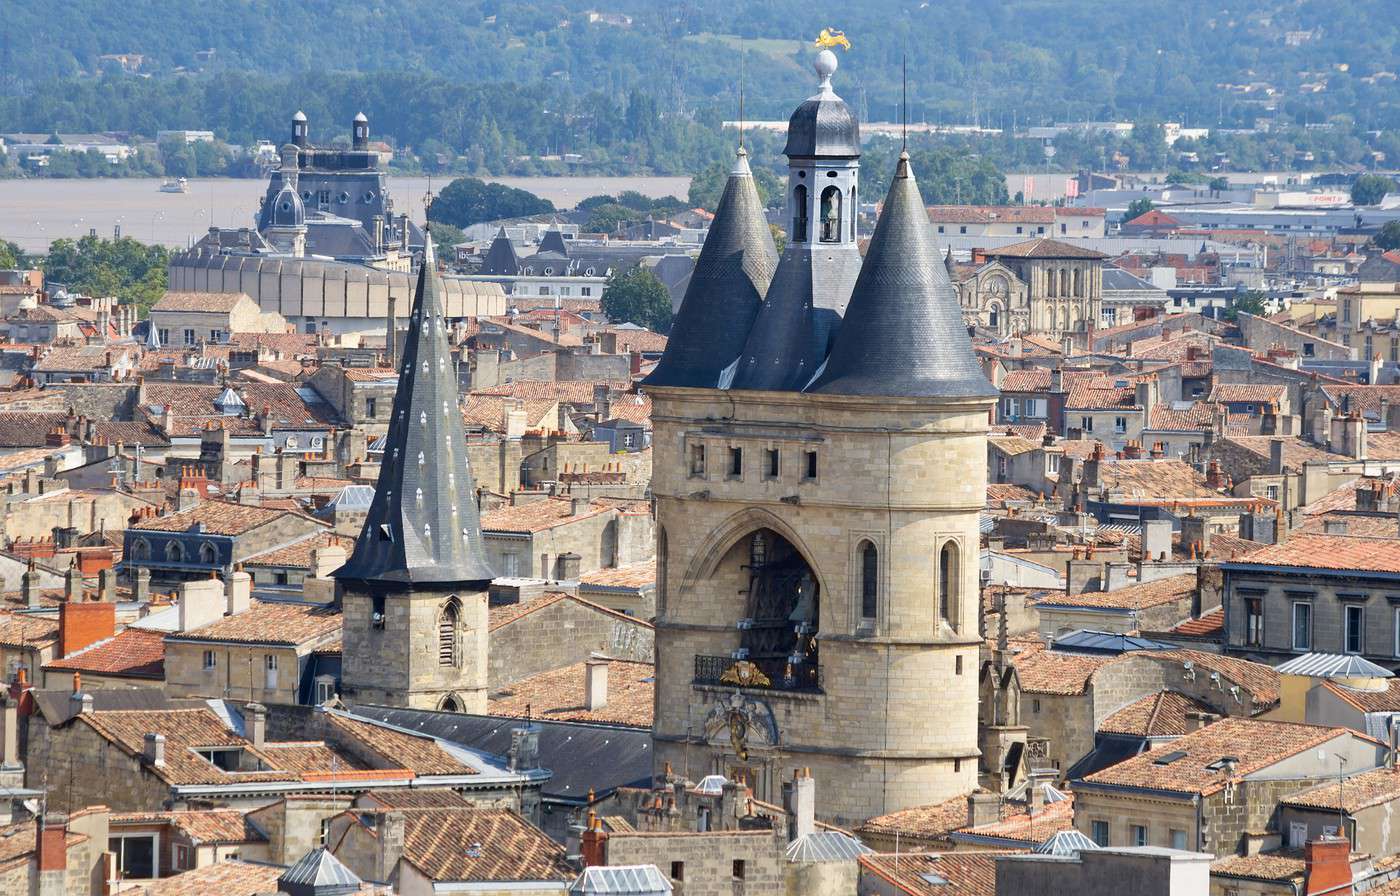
[0,175,693,253]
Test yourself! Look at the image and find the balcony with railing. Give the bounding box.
[693,654,822,694]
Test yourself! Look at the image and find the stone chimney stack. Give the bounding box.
[377,812,405,881]
[245,702,267,748]
[226,565,252,616]
[23,561,40,609]
[967,790,1000,828]
[789,768,816,841]
[585,658,609,711]
[143,733,166,767]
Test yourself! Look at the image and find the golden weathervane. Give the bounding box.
[814,28,852,51]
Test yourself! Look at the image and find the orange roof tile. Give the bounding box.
[46,628,164,678]
[1098,689,1217,737]
[1037,573,1194,612]
[489,659,653,727]
[165,600,340,647]
[392,808,573,882]
[1231,533,1400,574]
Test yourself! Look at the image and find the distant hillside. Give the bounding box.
[4,0,1397,128]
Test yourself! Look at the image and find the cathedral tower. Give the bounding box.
[649,104,996,823]
[335,233,496,712]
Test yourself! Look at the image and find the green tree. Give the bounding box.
[428,177,554,228]
[1209,176,1230,192]
[585,203,640,235]
[428,222,467,260]
[1225,290,1269,321]
[1123,198,1155,223]
[769,223,786,255]
[0,240,27,270]
[41,235,169,314]
[602,266,672,334]
[1374,220,1400,252]
[687,162,781,212]
[1353,174,1398,207]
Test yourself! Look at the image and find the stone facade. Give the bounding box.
[604,829,785,896]
[26,714,173,813]
[163,640,312,706]
[957,247,1106,337]
[650,384,990,825]
[341,585,490,712]
[488,594,654,690]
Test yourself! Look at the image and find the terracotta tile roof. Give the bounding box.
[361,787,471,809]
[856,795,975,840]
[859,851,1013,896]
[258,741,370,775]
[1098,689,1217,737]
[1231,533,1400,574]
[1225,435,1346,468]
[141,381,337,435]
[1079,717,1351,795]
[461,396,557,433]
[598,327,668,354]
[0,612,58,649]
[1282,766,1400,813]
[77,708,296,786]
[578,561,655,590]
[987,435,1040,456]
[1037,573,1194,611]
[928,205,1056,225]
[46,628,165,678]
[601,392,652,427]
[152,291,253,313]
[1128,332,1218,362]
[166,600,340,647]
[325,713,474,776]
[1208,383,1287,404]
[340,367,398,383]
[954,797,1075,845]
[109,808,264,844]
[0,818,85,866]
[1008,638,1114,696]
[489,659,654,727]
[1320,678,1400,714]
[474,380,632,403]
[110,860,386,896]
[1065,379,1138,410]
[1321,385,1400,418]
[393,808,573,882]
[1098,459,1218,499]
[1294,512,1400,538]
[1211,851,1306,883]
[1206,532,1265,560]
[488,592,567,630]
[0,412,68,448]
[1147,649,1280,706]
[129,500,313,536]
[985,238,1107,260]
[987,483,1039,505]
[1170,607,1224,638]
[243,532,354,569]
[33,344,128,372]
[1146,402,1218,431]
[481,496,608,534]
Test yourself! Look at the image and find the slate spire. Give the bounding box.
[807,152,998,400]
[644,147,777,388]
[335,230,495,586]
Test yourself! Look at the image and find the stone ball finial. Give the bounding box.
[814,49,838,84]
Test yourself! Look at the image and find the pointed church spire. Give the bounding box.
[335,225,495,586]
[644,147,777,389]
[807,152,998,400]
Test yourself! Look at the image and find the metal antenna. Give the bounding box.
[901,54,909,151]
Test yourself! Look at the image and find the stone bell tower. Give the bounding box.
[645,52,996,825]
[335,231,495,712]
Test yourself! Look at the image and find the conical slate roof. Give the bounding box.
[335,231,496,587]
[726,243,822,392]
[278,847,363,896]
[643,148,777,389]
[807,153,998,400]
[538,226,570,257]
[479,228,519,276]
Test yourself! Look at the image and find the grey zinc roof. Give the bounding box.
[807,152,998,401]
[538,227,570,257]
[479,228,520,276]
[783,78,860,159]
[278,847,363,896]
[784,831,874,862]
[570,865,673,895]
[1034,829,1100,856]
[334,233,496,586]
[1275,653,1395,679]
[644,148,776,389]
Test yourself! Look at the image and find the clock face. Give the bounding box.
[986,276,1007,298]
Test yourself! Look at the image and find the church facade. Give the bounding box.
[644,50,996,825]
[952,238,1109,338]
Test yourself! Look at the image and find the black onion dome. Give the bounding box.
[335,233,496,586]
[643,148,777,389]
[806,153,998,400]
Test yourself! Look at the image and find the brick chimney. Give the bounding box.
[36,813,67,873]
[58,601,115,659]
[581,812,608,867]
[1206,460,1229,490]
[1304,836,1352,896]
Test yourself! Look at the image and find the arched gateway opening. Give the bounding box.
[695,528,820,692]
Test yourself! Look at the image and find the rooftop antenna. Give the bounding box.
[902,53,909,151]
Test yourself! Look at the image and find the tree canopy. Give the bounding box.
[1374,221,1400,252]
[41,235,169,314]
[428,177,555,229]
[602,267,672,334]
[1123,198,1156,223]
[1352,174,1398,207]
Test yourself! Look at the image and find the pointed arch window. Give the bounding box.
[1060,268,1070,297]
[939,541,959,627]
[1046,269,1057,297]
[793,185,809,243]
[849,185,857,240]
[1073,268,1083,297]
[657,527,668,616]
[438,598,461,667]
[167,542,185,563]
[198,542,217,564]
[132,538,150,561]
[859,541,878,620]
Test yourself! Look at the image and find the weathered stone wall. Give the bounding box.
[25,716,170,813]
[47,382,141,420]
[488,595,653,689]
[605,829,784,896]
[164,641,308,705]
